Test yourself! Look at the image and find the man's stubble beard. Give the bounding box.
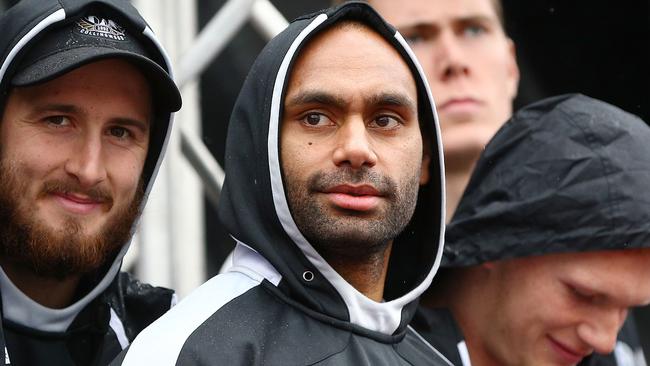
[285,166,421,263]
[0,159,144,280]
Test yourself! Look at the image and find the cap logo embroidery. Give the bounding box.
[77,16,126,41]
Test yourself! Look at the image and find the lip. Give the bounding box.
[51,192,105,214]
[437,97,482,117]
[322,184,382,212]
[547,336,589,365]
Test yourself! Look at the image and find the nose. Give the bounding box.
[433,32,469,82]
[332,118,377,169]
[64,134,107,188]
[577,308,627,355]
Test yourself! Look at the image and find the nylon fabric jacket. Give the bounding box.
[0,1,179,364]
[444,94,650,266]
[412,307,647,366]
[412,94,649,365]
[112,3,450,365]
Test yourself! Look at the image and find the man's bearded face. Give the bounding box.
[0,159,143,279]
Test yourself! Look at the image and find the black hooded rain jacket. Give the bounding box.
[414,94,650,366]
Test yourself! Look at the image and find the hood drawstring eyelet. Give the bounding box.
[302,271,314,282]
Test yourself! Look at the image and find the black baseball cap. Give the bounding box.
[11,14,181,112]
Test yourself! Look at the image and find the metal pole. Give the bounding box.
[175,0,288,209]
[250,0,289,40]
[180,128,225,209]
[176,0,256,88]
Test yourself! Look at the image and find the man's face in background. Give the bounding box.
[369,0,518,169]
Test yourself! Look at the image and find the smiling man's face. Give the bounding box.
[460,249,650,366]
[280,22,429,260]
[0,58,151,278]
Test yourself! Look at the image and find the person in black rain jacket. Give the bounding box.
[412,94,650,366]
[0,0,181,365]
[111,2,451,365]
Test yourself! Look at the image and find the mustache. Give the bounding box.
[40,180,113,204]
[308,167,397,197]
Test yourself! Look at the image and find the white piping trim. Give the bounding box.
[266,17,446,335]
[407,325,454,366]
[0,9,66,84]
[121,272,261,365]
[614,340,648,366]
[457,340,472,366]
[391,29,447,304]
[139,26,177,200]
[109,307,130,350]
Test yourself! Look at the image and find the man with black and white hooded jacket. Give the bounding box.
[0,0,181,365]
[112,2,450,365]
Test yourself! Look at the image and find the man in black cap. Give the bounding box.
[0,0,181,365]
[417,94,650,366]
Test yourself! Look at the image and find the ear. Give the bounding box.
[505,38,520,100]
[420,147,431,186]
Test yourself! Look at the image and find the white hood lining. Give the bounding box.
[0,9,65,84]
[109,307,130,349]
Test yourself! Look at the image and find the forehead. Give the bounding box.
[5,59,152,117]
[502,249,650,306]
[18,59,149,96]
[368,0,499,28]
[285,23,417,104]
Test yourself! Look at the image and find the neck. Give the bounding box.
[445,165,474,222]
[446,266,498,366]
[0,259,81,309]
[323,243,392,302]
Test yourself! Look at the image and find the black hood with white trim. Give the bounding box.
[0,0,179,333]
[218,2,445,338]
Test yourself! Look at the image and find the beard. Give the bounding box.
[0,160,144,280]
[284,166,421,262]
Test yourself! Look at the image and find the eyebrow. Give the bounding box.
[32,103,79,115]
[368,92,416,112]
[285,91,348,110]
[285,90,416,112]
[401,15,497,32]
[112,117,150,134]
[31,103,150,132]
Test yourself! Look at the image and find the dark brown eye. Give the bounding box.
[305,113,321,125]
[46,115,71,126]
[375,116,391,127]
[109,127,130,139]
[371,115,400,129]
